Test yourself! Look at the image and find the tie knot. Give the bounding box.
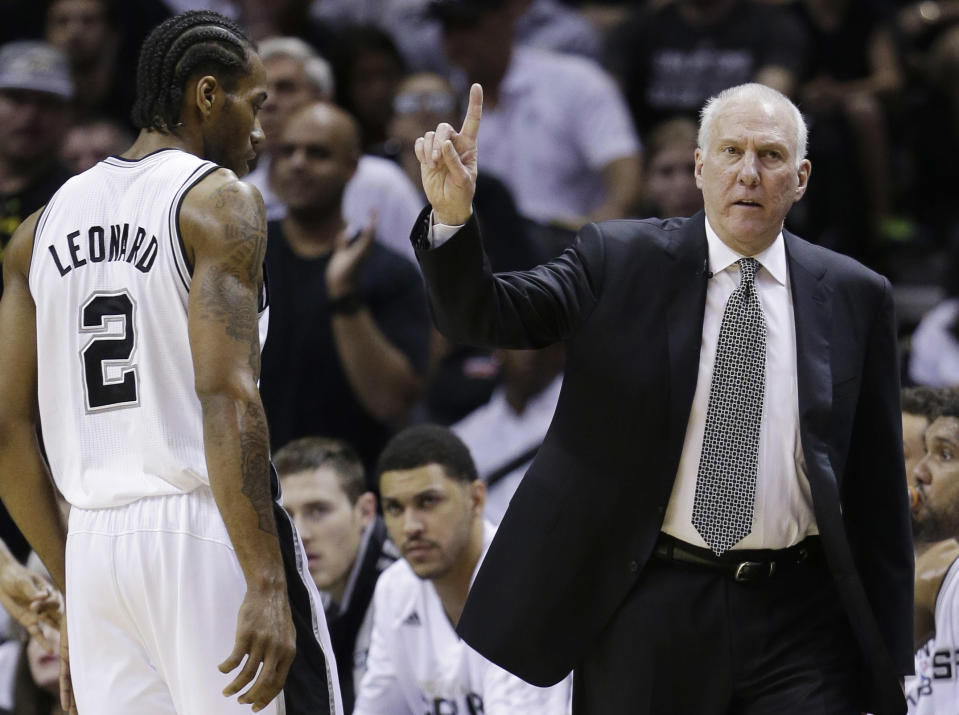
[738,257,759,288]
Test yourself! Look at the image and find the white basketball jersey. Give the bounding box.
[906,556,959,713]
[29,148,268,509]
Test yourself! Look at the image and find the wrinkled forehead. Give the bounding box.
[927,415,959,446]
[380,464,459,502]
[707,96,797,149]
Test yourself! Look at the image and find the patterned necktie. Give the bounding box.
[692,257,767,556]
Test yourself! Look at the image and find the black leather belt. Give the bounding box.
[652,534,822,583]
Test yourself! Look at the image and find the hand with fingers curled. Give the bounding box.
[219,585,296,713]
[0,555,63,648]
[415,83,484,226]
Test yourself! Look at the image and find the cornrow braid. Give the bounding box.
[131,11,253,131]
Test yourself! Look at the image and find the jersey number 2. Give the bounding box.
[79,291,139,412]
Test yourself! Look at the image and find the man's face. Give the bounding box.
[270,104,357,217]
[903,411,930,489]
[261,55,316,152]
[388,74,458,149]
[380,464,481,581]
[281,468,372,594]
[46,0,111,69]
[441,10,512,86]
[60,121,128,174]
[912,416,959,541]
[0,89,69,163]
[695,96,810,254]
[202,51,267,177]
[648,144,702,219]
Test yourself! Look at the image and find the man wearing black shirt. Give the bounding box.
[260,102,430,475]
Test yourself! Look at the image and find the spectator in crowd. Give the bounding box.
[904,23,959,248]
[909,237,959,387]
[605,0,805,138]
[329,26,406,152]
[789,0,903,261]
[230,0,334,51]
[275,437,398,712]
[59,117,131,175]
[386,70,548,425]
[248,36,424,263]
[0,42,73,294]
[453,345,564,524]
[7,620,64,715]
[43,0,136,130]
[432,0,642,230]
[260,102,430,472]
[638,117,703,219]
[355,424,572,713]
[905,395,959,712]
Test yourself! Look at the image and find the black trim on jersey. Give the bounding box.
[104,147,186,164]
[275,501,336,715]
[169,164,220,291]
[259,260,271,314]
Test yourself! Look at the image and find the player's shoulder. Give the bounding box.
[183,168,263,211]
[180,170,266,247]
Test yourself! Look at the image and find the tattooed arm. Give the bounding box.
[180,171,295,711]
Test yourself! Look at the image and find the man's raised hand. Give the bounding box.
[415,83,483,226]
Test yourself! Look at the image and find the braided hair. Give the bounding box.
[131,11,254,131]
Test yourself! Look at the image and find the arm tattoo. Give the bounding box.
[198,182,267,351]
[239,400,276,536]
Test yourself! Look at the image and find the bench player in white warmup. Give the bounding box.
[0,11,342,715]
[355,425,571,714]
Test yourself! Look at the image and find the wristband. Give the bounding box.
[328,292,364,315]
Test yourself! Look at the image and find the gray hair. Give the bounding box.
[698,83,808,167]
[258,36,335,99]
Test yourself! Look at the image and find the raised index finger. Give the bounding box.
[459,83,483,141]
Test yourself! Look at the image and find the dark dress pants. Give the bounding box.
[573,549,863,714]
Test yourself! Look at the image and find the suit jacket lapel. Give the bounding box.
[664,214,709,467]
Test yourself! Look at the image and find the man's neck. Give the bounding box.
[432,520,485,627]
[123,129,195,162]
[281,212,346,259]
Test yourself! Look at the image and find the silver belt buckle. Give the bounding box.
[733,560,776,582]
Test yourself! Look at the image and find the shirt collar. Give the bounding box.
[704,217,787,286]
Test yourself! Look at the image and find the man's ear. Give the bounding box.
[356,491,377,527]
[194,75,219,119]
[794,158,812,201]
[469,480,486,517]
[694,147,705,190]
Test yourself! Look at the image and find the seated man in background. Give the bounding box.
[453,345,564,524]
[275,437,398,712]
[638,117,703,220]
[902,385,951,557]
[906,393,959,712]
[355,424,571,713]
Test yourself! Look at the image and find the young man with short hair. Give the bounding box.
[354,424,571,714]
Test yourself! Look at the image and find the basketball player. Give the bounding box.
[906,395,959,712]
[0,11,341,715]
[355,425,571,714]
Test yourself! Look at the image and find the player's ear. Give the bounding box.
[356,492,376,527]
[194,75,218,119]
[468,480,486,517]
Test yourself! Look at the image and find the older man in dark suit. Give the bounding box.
[409,82,912,714]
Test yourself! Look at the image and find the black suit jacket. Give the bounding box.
[413,210,913,715]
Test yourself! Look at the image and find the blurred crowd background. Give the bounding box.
[1,0,958,710]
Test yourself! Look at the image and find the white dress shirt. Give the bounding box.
[661,218,817,551]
